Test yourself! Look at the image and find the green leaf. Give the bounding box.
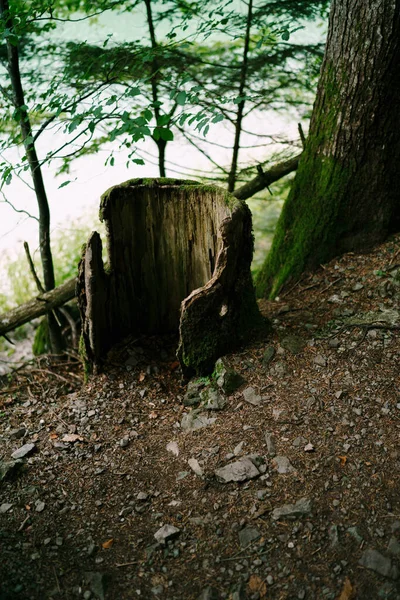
[212,114,224,124]
[157,115,170,127]
[176,91,187,106]
[58,180,72,189]
[88,121,95,133]
[282,30,290,41]
[159,128,174,141]
[132,158,145,165]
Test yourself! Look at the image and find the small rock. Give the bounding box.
[359,548,398,579]
[314,354,327,367]
[188,458,204,477]
[215,458,260,483]
[0,503,12,514]
[280,335,305,355]
[271,497,312,520]
[293,436,307,448]
[197,587,220,600]
[233,441,245,456]
[304,443,315,452]
[214,358,245,395]
[151,586,164,596]
[9,428,26,440]
[154,524,180,544]
[11,443,36,460]
[352,282,364,292]
[136,492,148,501]
[200,388,226,411]
[265,432,277,457]
[270,361,288,376]
[238,526,260,548]
[119,438,129,448]
[0,460,24,482]
[262,346,275,366]
[119,507,133,518]
[35,500,45,513]
[328,524,339,547]
[85,572,107,600]
[242,387,262,406]
[387,537,400,556]
[166,441,179,456]
[181,410,216,432]
[271,455,295,474]
[329,338,340,348]
[347,526,363,543]
[183,380,205,407]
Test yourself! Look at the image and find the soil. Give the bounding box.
[1,235,400,600]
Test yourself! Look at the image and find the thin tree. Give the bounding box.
[0,0,64,352]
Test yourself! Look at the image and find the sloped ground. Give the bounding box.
[1,235,400,600]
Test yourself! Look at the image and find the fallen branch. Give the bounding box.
[233,152,301,201]
[0,277,76,337]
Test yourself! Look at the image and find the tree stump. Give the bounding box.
[77,178,263,375]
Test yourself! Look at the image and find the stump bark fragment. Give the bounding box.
[77,178,263,375]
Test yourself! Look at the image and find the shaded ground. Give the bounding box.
[1,235,400,600]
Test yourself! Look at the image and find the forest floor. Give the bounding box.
[1,235,400,600]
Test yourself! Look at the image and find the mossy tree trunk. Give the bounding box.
[78,178,263,375]
[256,0,400,298]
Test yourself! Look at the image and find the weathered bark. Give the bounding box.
[0,279,76,337]
[233,153,301,201]
[77,178,263,375]
[256,0,400,298]
[0,0,63,352]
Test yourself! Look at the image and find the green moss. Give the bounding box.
[79,333,92,381]
[32,318,49,356]
[255,59,354,299]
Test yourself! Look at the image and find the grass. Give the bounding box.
[0,209,105,349]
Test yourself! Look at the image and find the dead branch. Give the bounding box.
[0,278,76,336]
[233,153,301,201]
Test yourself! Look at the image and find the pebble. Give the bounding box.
[314,354,327,367]
[35,500,46,513]
[238,526,260,548]
[166,441,179,456]
[181,410,217,432]
[9,428,26,440]
[215,458,260,483]
[265,433,277,457]
[271,498,312,520]
[188,458,204,477]
[154,524,180,544]
[271,455,295,474]
[0,503,12,513]
[359,548,399,579]
[242,387,262,406]
[11,443,36,459]
[119,438,129,448]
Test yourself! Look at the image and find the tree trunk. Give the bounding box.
[0,278,76,337]
[0,0,64,352]
[77,178,263,376]
[256,0,400,298]
[227,0,253,193]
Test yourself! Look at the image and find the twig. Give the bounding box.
[389,248,400,266]
[24,241,45,293]
[53,566,61,594]
[17,515,31,532]
[298,122,306,148]
[26,368,71,383]
[318,277,343,295]
[116,561,139,567]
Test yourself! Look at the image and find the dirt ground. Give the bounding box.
[1,235,400,600]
